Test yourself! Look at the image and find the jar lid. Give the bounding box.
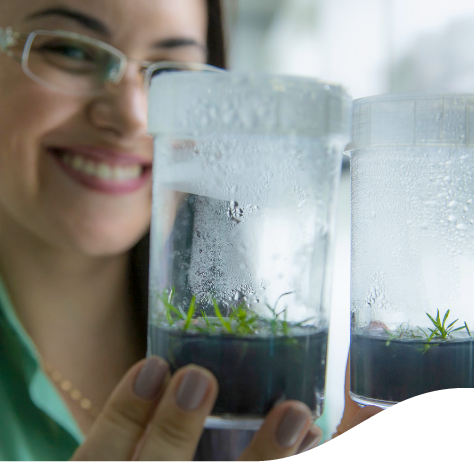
[148,72,352,139]
[348,93,474,151]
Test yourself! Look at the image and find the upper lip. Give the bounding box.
[48,145,153,167]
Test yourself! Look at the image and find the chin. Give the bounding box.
[62,222,150,258]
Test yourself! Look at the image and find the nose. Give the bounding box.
[87,65,148,141]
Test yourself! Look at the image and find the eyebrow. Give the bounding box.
[25,7,111,36]
[25,7,207,53]
[153,38,208,54]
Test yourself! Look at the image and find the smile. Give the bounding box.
[48,146,152,195]
[61,153,142,181]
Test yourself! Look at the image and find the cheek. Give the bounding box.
[0,78,79,140]
[0,75,81,198]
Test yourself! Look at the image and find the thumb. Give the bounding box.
[71,357,169,461]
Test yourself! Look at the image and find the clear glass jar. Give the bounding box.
[147,71,351,429]
[349,94,474,407]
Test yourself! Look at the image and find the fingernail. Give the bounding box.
[297,427,322,454]
[276,406,310,448]
[175,368,211,411]
[134,357,169,400]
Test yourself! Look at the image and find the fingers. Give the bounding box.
[72,356,170,461]
[296,425,323,454]
[137,365,218,461]
[239,401,319,461]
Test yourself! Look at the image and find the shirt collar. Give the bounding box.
[0,272,84,443]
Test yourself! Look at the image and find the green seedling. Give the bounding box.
[265,293,299,345]
[200,309,216,333]
[264,292,314,336]
[213,299,233,333]
[418,309,471,353]
[157,288,315,338]
[183,296,196,332]
[384,323,422,346]
[157,287,184,326]
[425,309,469,339]
[383,311,471,351]
[229,302,259,335]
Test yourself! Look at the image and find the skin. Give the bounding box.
[0,0,376,459]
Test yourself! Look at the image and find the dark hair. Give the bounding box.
[206,0,226,69]
[129,0,226,353]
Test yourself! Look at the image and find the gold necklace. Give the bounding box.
[43,362,100,418]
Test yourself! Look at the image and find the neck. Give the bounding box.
[0,212,141,362]
[0,211,147,435]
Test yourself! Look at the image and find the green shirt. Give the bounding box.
[0,275,83,461]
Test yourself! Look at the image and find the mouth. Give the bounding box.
[47,146,152,195]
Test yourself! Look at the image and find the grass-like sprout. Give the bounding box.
[213,299,232,333]
[420,309,470,341]
[383,310,471,352]
[419,309,471,353]
[384,309,471,353]
[158,287,185,326]
[228,303,259,335]
[384,323,422,346]
[156,288,314,338]
[183,296,196,332]
[200,310,216,333]
[266,291,292,336]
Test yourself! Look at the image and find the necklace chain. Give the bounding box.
[43,362,99,418]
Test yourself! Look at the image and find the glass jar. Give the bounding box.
[147,71,351,429]
[349,94,474,407]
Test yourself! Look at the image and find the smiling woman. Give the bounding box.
[0,1,331,461]
[0,0,209,459]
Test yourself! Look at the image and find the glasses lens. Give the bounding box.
[26,33,121,94]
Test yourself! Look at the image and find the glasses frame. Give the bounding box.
[0,26,224,96]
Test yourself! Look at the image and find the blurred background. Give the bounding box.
[223,0,474,439]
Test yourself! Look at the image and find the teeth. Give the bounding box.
[72,156,84,170]
[84,161,96,175]
[60,153,143,181]
[97,164,112,178]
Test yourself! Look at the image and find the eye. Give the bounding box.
[29,36,105,74]
[37,41,95,62]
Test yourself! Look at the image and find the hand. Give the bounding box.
[332,356,383,438]
[71,357,323,461]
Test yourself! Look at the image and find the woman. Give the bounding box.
[0,0,377,460]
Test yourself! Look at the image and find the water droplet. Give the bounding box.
[227,201,244,223]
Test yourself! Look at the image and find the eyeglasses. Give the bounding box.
[0,27,223,96]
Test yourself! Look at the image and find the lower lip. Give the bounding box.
[50,151,152,195]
